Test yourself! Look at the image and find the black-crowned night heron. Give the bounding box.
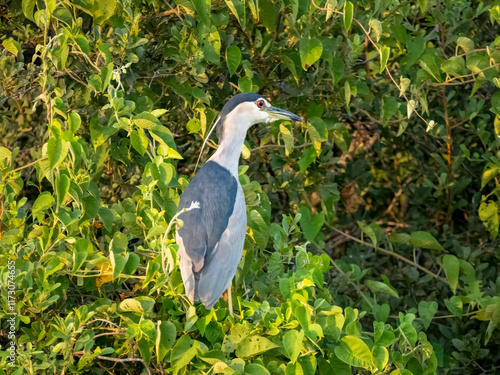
[176,93,303,313]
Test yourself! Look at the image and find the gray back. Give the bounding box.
[177,161,238,271]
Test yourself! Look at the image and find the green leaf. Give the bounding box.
[283,330,304,363]
[82,195,99,220]
[307,117,328,143]
[235,335,279,359]
[123,253,140,274]
[334,336,372,369]
[407,99,416,119]
[130,129,148,156]
[0,147,12,163]
[171,335,197,370]
[68,112,81,134]
[479,200,499,239]
[2,39,22,56]
[409,231,444,251]
[369,19,382,42]
[365,280,399,298]
[371,345,388,371]
[418,0,428,12]
[372,304,390,324]
[111,250,129,280]
[47,138,68,168]
[344,80,351,107]
[156,321,176,363]
[298,146,317,173]
[245,364,271,375]
[379,45,390,73]
[238,76,253,92]
[72,251,88,274]
[98,206,114,231]
[75,238,93,254]
[186,118,201,134]
[191,0,211,24]
[119,298,143,313]
[134,112,162,129]
[399,322,417,348]
[456,36,474,53]
[443,254,460,294]
[101,63,114,91]
[441,56,466,76]
[418,301,438,329]
[444,296,463,318]
[74,35,89,54]
[299,37,323,70]
[343,1,353,30]
[32,192,54,220]
[22,0,36,21]
[147,225,167,239]
[299,205,325,242]
[390,369,414,375]
[224,0,245,30]
[91,0,117,25]
[88,74,102,92]
[280,123,294,155]
[357,221,380,247]
[226,45,242,76]
[56,173,70,206]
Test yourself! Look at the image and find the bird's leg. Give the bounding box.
[227,285,233,317]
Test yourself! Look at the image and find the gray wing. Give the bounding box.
[176,161,238,304]
[197,187,246,309]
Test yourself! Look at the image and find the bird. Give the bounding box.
[176,92,304,313]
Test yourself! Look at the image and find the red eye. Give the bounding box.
[257,100,265,108]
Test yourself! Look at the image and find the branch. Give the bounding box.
[330,227,448,284]
[73,352,152,375]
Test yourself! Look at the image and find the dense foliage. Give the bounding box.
[1,0,500,373]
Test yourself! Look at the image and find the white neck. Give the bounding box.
[208,113,251,176]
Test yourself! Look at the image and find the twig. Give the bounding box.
[72,351,152,375]
[4,156,48,177]
[229,81,240,91]
[330,227,448,284]
[384,177,413,215]
[433,62,500,85]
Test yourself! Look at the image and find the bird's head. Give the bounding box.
[217,93,304,140]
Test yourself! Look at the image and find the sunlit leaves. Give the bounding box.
[224,0,245,29]
[2,39,22,56]
[130,129,148,156]
[343,1,353,30]
[299,37,323,70]
[32,192,54,221]
[283,330,303,363]
[334,336,372,369]
[479,199,499,239]
[22,0,36,21]
[379,45,390,73]
[47,138,69,168]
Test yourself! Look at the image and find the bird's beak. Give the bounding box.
[266,106,304,122]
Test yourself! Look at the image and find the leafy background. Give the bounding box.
[1,0,500,373]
